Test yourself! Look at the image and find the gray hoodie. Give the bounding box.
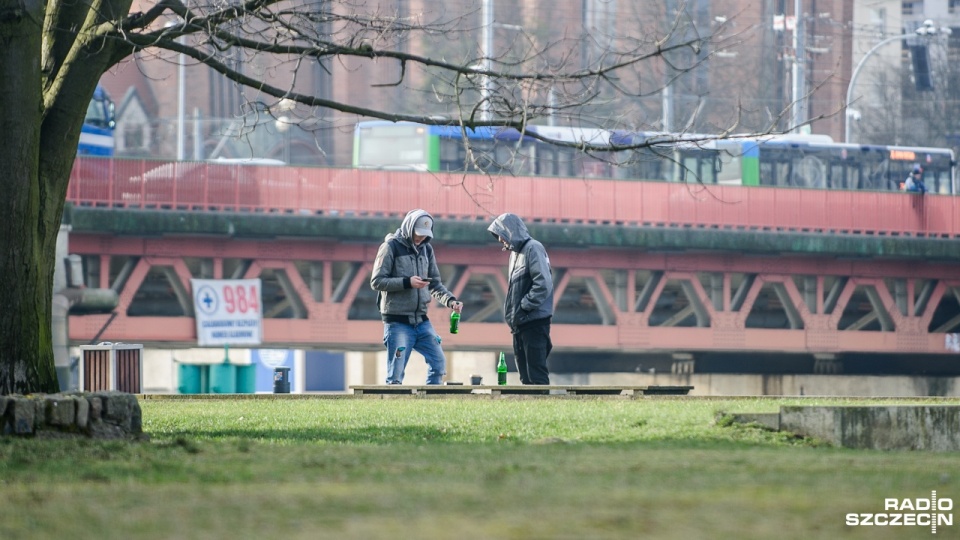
[371,209,457,324]
[487,213,554,332]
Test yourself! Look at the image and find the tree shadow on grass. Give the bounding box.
[156,425,471,444]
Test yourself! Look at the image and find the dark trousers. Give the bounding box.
[512,323,552,385]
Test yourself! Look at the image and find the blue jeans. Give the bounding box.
[383,321,446,384]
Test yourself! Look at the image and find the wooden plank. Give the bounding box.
[565,386,625,395]
[490,386,552,395]
[350,384,695,397]
[637,386,694,396]
[415,386,476,395]
[350,385,416,396]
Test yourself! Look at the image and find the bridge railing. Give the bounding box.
[68,157,960,237]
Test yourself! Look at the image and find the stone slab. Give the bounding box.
[780,405,960,451]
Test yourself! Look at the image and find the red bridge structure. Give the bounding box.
[65,158,960,375]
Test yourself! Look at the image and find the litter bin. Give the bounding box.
[210,361,237,393]
[273,367,291,394]
[178,363,203,394]
[235,364,256,394]
[79,343,143,393]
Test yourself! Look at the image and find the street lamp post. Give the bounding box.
[478,0,522,122]
[845,20,951,143]
[164,19,186,160]
[790,0,806,134]
[176,47,185,161]
[480,0,493,122]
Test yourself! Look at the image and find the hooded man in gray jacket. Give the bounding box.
[488,213,554,385]
[371,209,463,384]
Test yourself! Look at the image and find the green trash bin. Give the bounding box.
[178,363,203,394]
[235,364,256,394]
[210,362,237,393]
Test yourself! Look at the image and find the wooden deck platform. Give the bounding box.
[350,385,693,397]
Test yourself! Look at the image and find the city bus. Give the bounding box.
[78,85,115,157]
[583,132,955,194]
[354,120,956,194]
[352,120,623,177]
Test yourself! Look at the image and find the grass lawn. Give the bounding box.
[0,396,957,539]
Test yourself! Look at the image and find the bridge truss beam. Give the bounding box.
[67,234,960,356]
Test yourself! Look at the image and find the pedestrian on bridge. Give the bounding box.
[903,165,927,194]
[488,213,554,385]
[371,209,463,385]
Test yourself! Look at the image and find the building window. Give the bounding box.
[902,2,923,16]
[873,8,886,35]
[123,124,146,151]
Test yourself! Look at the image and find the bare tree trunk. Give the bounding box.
[0,0,60,394]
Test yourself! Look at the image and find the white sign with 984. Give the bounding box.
[192,279,263,346]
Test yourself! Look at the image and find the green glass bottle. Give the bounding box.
[449,311,460,334]
[497,352,507,385]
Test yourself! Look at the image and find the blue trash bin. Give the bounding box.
[210,362,237,393]
[235,364,256,394]
[178,364,203,394]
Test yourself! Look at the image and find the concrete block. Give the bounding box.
[45,396,76,427]
[728,413,780,431]
[73,396,89,430]
[780,406,839,443]
[12,399,36,435]
[101,391,135,431]
[780,406,960,451]
[34,399,46,430]
[89,396,102,421]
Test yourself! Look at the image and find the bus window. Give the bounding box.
[843,163,861,190]
[780,161,794,187]
[444,141,468,171]
[622,150,640,180]
[492,141,536,175]
[536,145,558,176]
[650,148,672,182]
[829,164,846,190]
[680,153,714,184]
[763,159,792,187]
[469,140,497,172]
[357,125,428,169]
[716,153,742,186]
[524,145,537,175]
[930,170,949,194]
[609,150,635,180]
[553,147,574,177]
[85,98,111,129]
[866,161,886,190]
[793,156,826,188]
[438,137,461,171]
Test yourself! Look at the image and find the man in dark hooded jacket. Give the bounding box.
[371,209,463,384]
[488,213,554,385]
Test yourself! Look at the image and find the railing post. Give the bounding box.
[107,157,115,207]
[139,159,146,209]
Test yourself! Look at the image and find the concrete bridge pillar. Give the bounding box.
[813,353,843,374]
[671,352,695,375]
